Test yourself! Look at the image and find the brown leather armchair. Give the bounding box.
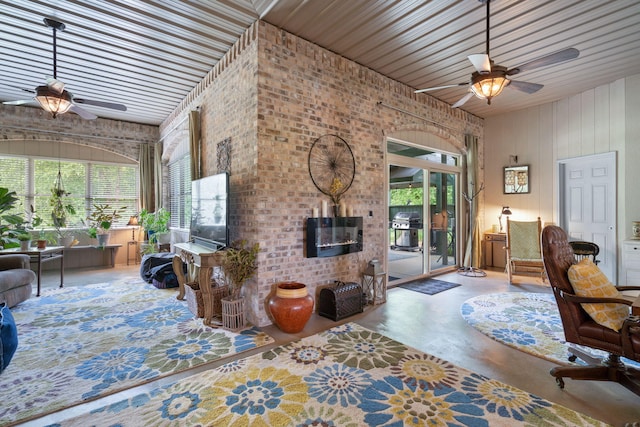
[541,225,640,395]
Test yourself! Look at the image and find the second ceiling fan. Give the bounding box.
[415,0,580,108]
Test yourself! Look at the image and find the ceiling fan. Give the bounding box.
[3,18,127,119]
[414,0,580,108]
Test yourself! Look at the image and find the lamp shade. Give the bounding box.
[127,215,139,226]
[35,86,72,118]
[501,206,512,215]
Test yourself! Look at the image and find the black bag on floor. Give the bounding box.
[140,253,175,283]
[150,262,179,289]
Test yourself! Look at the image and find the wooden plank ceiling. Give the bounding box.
[1,0,639,125]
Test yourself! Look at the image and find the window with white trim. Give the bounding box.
[0,155,138,228]
[168,155,191,229]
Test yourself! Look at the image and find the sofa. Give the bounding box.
[0,255,35,307]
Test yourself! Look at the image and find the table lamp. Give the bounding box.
[498,206,512,233]
[127,215,139,241]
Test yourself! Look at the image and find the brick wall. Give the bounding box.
[0,103,158,162]
[161,21,484,327]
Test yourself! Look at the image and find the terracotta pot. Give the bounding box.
[268,282,314,333]
[36,239,47,249]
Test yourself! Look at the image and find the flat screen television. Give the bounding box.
[190,172,229,250]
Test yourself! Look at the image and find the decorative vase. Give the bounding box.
[155,232,171,245]
[268,282,314,333]
[332,205,340,217]
[633,221,640,239]
[58,236,74,247]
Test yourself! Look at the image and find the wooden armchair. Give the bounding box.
[541,225,640,395]
[505,217,545,284]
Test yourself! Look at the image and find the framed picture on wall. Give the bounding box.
[504,165,530,194]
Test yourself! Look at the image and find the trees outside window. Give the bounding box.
[0,156,138,229]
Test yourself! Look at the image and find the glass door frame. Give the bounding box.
[387,150,461,280]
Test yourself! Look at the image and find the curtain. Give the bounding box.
[138,144,153,211]
[463,134,482,268]
[189,110,201,181]
[154,143,162,209]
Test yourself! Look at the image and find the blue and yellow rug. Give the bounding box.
[0,277,274,426]
[461,292,640,368]
[53,323,605,426]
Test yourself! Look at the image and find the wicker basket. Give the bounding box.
[185,282,203,317]
[185,282,229,319]
[210,284,230,318]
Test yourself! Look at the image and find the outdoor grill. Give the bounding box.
[390,212,421,251]
[391,212,421,229]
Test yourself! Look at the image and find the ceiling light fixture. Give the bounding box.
[470,65,509,104]
[37,18,72,119]
[35,85,72,118]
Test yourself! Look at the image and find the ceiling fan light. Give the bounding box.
[470,71,509,104]
[35,85,72,118]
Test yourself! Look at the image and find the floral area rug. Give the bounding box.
[461,292,640,368]
[54,323,606,426]
[0,277,274,426]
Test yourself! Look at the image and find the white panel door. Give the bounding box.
[559,152,616,281]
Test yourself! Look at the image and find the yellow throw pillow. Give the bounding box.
[567,258,629,331]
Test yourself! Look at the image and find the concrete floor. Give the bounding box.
[21,265,640,426]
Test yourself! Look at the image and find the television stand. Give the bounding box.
[173,242,224,327]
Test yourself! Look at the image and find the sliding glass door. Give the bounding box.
[387,140,460,282]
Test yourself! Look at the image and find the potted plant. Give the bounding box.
[0,187,28,249]
[85,203,126,246]
[15,205,43,251]
[139,208,171,245]
[220,240,259,330]
[49,175,77,247]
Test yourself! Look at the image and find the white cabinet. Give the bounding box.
[622,240,640,285]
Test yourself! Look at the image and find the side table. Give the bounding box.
[172,242,224,327]
[0,246,64,296]
[484,232,507,269]
[127,241,139,265]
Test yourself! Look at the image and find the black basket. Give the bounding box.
[318,281,365,321]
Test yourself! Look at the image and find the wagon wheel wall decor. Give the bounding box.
[308,134,355,204]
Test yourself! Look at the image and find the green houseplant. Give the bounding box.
[139,208,171,244]
[0,187,27,249]
[49,174,77,246]
[85,203,126,246]
[139,208,171,254]
[15,205,43,250]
